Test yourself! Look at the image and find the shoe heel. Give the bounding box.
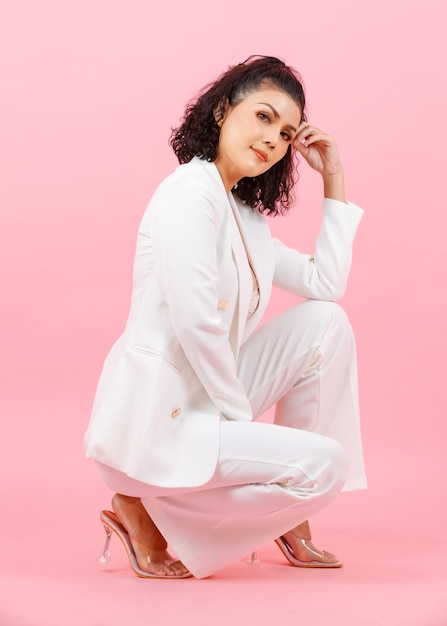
[245,551,260,564]
[96,524,113,564]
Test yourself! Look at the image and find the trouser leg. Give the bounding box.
[237,299,366,490]
[97,422,347,578]
[139,421,348,578]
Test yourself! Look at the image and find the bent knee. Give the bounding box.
[301,300,350,329]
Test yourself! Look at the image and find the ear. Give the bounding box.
[213,98,229,126]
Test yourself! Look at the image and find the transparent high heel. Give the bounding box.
[96,524,112,564]
[275,535,343,568]
[245,551,260,564]
[96,510,192,578]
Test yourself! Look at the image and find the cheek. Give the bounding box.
[217,129,236,157]
[271,145,290,166]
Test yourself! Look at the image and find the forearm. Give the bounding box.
[273,198,364,300]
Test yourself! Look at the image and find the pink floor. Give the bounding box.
[2,385,447,626]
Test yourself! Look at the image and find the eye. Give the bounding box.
[280,131,292,142]
[257,112,270,122]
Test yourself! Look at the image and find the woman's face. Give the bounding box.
[214,87,302,192]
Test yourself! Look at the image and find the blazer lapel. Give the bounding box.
[227,194,252,356]
[230,195,274,337]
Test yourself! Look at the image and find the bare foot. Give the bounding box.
[281,520,341,566]
[111,494,190,577]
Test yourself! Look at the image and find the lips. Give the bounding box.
[251,147,268,163]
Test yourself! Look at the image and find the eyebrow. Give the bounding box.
[257,102,298,133]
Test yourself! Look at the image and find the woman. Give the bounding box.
[84,55,367,580]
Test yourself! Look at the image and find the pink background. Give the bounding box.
[1,1,446,624]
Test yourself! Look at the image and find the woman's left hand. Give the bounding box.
[293,122,343,177]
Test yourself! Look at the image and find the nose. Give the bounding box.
[263,130,279,149]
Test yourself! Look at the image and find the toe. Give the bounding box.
[169,560,190,576]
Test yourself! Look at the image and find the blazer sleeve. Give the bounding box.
[152,174,253,422]
[273,198,364,300]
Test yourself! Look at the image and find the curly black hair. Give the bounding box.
[169,56,306,216]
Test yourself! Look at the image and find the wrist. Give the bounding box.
[323,170,346,203]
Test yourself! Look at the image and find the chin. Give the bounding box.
[245,163,268,178]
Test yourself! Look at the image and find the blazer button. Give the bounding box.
[171,408,181,419]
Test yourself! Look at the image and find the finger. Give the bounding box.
[301,132,332,147]
[293,140,309,157]
[296,130,332,147]
[294,124,333,147]
[293,122,312,144]
[294,121,324,136]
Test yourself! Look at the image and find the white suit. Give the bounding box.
[85,157,366,577]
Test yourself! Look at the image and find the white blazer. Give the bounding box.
[84,157,364,487]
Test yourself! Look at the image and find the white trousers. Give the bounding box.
[97,300,367,579]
